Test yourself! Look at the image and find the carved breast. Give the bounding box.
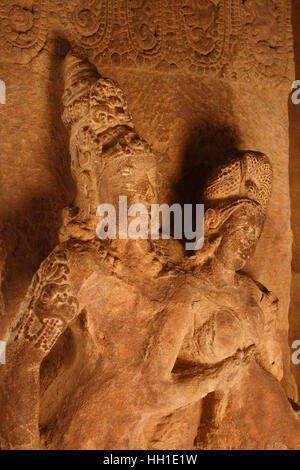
[177,278,264,366]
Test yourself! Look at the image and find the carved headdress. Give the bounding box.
[62,53,99,106]
[60,52,159,242]
[203,152,272,230]
[62,52,133,132]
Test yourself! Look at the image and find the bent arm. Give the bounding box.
[149,346,254,414]
[141,280,194,380]
[252,279,283,381]
[0,246,80,449]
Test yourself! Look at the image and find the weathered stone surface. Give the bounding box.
[0,0,299,451]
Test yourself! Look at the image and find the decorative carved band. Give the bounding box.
[0,0,294,84]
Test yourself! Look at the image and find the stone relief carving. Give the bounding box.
[12,247,78,353]
[59,51,159,241]
[0,0,47,64]
[177,0,228,69]
[0,1,293,84]
[0,52,298,450]
[57,0,113,54]
[143,152,284,449]
[239,0,293,82]
[126,0,163,55]
[57,0,292,83]
[183,152,282,380]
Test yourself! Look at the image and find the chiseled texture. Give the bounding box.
[0,0,299,450]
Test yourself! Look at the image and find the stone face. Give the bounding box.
[0,0,299,451]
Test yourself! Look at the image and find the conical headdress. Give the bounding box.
[204,152,272,214]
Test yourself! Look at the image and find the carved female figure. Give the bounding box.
[146,152,290,449]
[181,152,282,381]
